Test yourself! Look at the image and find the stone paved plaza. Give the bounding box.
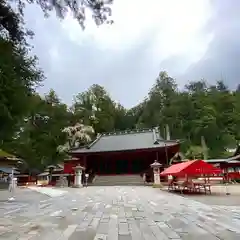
[0,186,240,239]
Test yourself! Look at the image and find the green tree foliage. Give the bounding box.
[69,73,240,160]
[2,91,72,171]
[2,71,240,170]
[0,0,33,44]
[4,1,239,171]
[0,40,43,140]
[10,0,113,29]
[0,1,44,143]
[135,72,240,158]
[185,146,204,160]
[72,84,127,133]
[1,2,240,170]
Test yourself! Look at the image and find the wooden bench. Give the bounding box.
[168,180,195,194]
[193,182,211,194]
[168,179,211,194]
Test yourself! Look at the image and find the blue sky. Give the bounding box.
[23,0,240,108]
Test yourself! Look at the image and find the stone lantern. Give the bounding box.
[150,160,162,187]
[47,165,55,184]
[73,164,85,188]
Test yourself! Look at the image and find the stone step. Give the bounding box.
[95,177,143,181]
[91,182,144,186]
[93,178,143,181]
[95,175,142,178]
[93,175,144,186]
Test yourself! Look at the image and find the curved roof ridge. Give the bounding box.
[69,127,180,154]
[102,128,154,136]
[159,139,180,143]
[87,133,102,149]
[152,127,159,144]
[228,154,240,161]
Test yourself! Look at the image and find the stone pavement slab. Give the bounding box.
[0,188,50,202]
[0,186,239,239]
[0,188,50,217]
[27,186,67,197]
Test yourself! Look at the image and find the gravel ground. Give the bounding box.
[0,188,49,203]
[168,185,240,206]
[1,186,240,239]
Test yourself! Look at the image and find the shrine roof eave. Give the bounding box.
[204,159,228,163]
[204,155,240,164]
[0,159,21,167]
[69,142,180,156]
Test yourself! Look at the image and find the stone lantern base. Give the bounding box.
[73,165,85,188]
[152,183,163,188]
[150,160,163,189]
[72,184,83,188]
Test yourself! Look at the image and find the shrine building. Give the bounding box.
[64,128,180,181]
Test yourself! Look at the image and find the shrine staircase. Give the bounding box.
[92,174,144,186]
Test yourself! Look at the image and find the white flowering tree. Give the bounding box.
[57,123,95,153]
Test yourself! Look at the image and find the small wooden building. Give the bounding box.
[204,147,240,180]
[0,149,20,167]
[37,164,72,186]
[0,150,21,188]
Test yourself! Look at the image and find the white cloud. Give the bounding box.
[62,0,211,55]
[25,0,212,107]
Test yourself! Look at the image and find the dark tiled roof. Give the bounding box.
[0,167,20,174]
[70,128,179,154]
[204,155,240,164]
[233,145,240,156]
[204,159,228,163]
[0,149,15,158]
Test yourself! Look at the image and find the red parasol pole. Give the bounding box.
[225,171,230,195]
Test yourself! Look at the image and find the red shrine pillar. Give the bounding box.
[113,158,116,174]
[83,156,87,169]
[128,158,131,174]
[156,151,159,162]
[111,159,114,174]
